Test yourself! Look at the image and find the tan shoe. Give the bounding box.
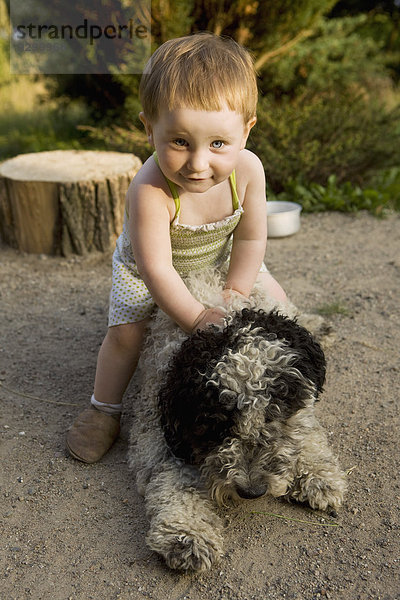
[66,407,121,463]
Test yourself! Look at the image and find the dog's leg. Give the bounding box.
[281,408,347,511]
[143,463,224,571]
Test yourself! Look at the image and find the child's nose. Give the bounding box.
[187,150,209,173]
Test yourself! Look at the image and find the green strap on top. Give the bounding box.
[152,150,240,219]
[152,151,180,217]
[229,169,240,210]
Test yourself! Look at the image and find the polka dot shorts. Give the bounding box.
[108,254,155,326]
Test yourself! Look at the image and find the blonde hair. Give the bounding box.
[139,32,258,124]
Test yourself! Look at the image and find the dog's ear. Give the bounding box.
[201,309,326,423]
[158,328,236,464]
[237,308,326,396]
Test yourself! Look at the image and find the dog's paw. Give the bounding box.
[165,532,222,571]
[146,524,223,571]
[289,471,347,511]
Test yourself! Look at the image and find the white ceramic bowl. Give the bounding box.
[266,201,302,238]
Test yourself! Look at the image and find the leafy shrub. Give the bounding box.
[367,167,400,212]
[259,15,390,97]
[249,88,400,192]
[0,0,10,86]
[269,169,400,216]
[77,119,151,164]
[0,98,90,160]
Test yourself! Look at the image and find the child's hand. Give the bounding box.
[191,308,226,333]
[222,288,248,305]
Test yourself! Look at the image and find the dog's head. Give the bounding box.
[158,308,326,473]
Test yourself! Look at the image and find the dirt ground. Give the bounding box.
[1,211,399,600]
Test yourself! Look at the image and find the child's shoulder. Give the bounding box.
[128,154,168,197]
[126,155,175,219]
[235,149,265,196]
[235,149,264,180]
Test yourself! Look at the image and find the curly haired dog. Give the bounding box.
[128,268,347,572]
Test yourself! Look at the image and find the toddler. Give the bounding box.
[66,32,287,463]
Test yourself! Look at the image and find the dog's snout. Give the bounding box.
[236,484,268,499]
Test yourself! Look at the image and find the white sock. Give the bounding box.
[90,394,122,416]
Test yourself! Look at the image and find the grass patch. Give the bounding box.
[316,301,350,316]
[0,77,93,160]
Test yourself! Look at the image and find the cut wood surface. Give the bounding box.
[0,150,142,255]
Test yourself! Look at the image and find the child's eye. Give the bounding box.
[211,140,224,149]
[173,138,188,147]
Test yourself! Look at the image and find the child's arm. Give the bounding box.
[224,151,267,297]
[128,168,223,333]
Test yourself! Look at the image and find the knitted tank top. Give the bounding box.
[154,152,243,275]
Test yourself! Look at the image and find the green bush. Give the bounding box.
[249,88,400,192]
[259,15,390,97]
[0,98,91,160]
[77,119,151,164]
[0,0,9,86]
[0,37,8,84]
[367,167,400,212]
[270,169,400,216]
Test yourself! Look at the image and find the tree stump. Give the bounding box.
[0,150,142,256]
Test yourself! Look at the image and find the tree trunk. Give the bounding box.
[0,150,142,256]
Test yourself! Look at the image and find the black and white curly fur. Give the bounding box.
[128,268,347,572]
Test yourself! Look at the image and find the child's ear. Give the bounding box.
[241,117,257,149]
[139,112,154,146]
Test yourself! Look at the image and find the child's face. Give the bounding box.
[140,107,256,193]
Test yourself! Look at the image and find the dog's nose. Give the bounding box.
[236,484,267,499]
